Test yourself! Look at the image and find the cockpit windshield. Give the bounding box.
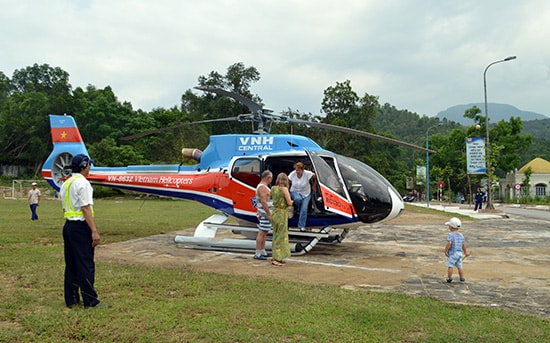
[300,151,396,223]
[334,154,398,223]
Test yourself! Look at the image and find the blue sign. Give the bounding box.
[466,137,486,174]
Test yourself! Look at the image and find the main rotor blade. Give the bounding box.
[195,86,263,114]
[120,117,240,140]
[287,119,434,153]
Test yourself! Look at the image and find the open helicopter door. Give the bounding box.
[306,150,356,220]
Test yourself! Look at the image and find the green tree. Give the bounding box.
[320,80,377,156]
[10,63,73,114]
[463,106,532,177]
[0,64,75,175]
[318,80,407,188]
[224,62,260,96]
[429,128,468,199]
[463,105,483,126]
[187,63,262,134]
[72,85,136,143]
[0,92,50,174]
[429,122,529,200]
[88,137,146,167]
[491,117,532,176]
[0,71,10,107]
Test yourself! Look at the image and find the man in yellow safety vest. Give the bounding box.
[59,154,107,309]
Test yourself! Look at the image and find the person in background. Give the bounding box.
[288,162,316,231]
[254,170,273,260]
[27,182,41,220]
[444,217,471,283]
[60,154,108,308]
[270,173,293,266]
[474,187,484,211]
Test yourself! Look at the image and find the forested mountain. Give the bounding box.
[522,118,550,139]
[373,103,461,147]
[437,103,548,126]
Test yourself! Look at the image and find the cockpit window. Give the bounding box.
[231,158,261,187]
[309,152,345,197]
[335,154,397,203]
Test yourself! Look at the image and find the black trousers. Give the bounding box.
[63,220,100,307]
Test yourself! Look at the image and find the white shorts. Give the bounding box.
[446,251,463,268]
[257,216,272,232]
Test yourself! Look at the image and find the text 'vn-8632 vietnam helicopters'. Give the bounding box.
[42,86,430,255]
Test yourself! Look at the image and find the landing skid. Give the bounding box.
[174,214,349,255]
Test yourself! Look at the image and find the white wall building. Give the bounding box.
[499,157,550,201]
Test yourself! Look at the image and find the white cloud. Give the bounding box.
[1,0,548,117]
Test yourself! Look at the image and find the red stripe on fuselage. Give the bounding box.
[73,171,257,213]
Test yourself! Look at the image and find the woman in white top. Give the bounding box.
[288,162,316,231]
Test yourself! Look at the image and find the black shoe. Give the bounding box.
[446,278,453,283]
[262,252,272,258]
[253,255,268,260]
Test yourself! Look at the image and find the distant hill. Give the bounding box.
[522,118,550,140]
[436,103,548,126]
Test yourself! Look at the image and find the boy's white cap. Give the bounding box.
[445,217,461,229]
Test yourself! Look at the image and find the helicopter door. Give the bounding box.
[229,157,262,212]
[306,151,356,219]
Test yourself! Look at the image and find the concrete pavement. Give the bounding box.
[407,201,509,219]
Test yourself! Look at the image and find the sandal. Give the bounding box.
[271,260,283,267]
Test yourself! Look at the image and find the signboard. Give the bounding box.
[466,137,486,174]
[438,181,445,189]
[416,165,426,185]
[514,184,521,191]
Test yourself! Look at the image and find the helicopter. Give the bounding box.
[41,86,430,255]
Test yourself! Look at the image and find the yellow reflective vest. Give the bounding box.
[63,175,94,219]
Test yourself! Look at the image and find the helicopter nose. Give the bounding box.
[385,186,405,222]
[350,184,404,224]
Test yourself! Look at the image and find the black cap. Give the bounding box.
[71,154,94,172]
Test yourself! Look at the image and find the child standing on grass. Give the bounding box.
[444,217,471,283]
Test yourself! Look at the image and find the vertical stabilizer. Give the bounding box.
[42,115,90,190]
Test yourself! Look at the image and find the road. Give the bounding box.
[501,204,550,221]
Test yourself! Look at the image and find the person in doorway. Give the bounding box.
[288,162,316,231]
[254,170,273,260]
[27,182,41,220]
[474,187,484,211]
[270,172,293,266]
[60,154,107,308]
[444,217,471,283]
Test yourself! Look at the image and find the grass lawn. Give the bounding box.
[0,197,548,342]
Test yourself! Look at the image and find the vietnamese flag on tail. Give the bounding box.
[50,115,83,143]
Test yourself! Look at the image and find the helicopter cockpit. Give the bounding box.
[229,150,402,226]
[307,151,401,224]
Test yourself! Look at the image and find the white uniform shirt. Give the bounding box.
[288,170,314,197]
[59,173,94,221]
[28,189,41,204]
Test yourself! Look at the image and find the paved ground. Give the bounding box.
[97,203,550,317]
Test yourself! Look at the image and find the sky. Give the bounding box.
[2,0,549,118]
